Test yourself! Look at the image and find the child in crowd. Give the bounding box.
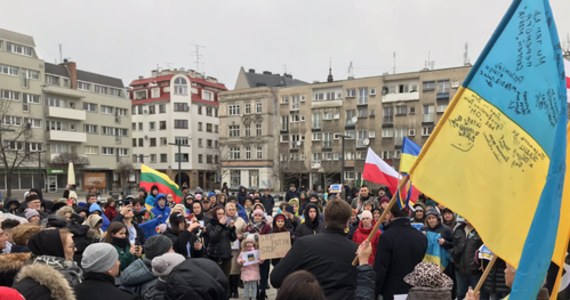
[237,235,264,300]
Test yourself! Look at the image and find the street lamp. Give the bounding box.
[168,141,190,187]
[36,150,47,192]
[335,133,350,186]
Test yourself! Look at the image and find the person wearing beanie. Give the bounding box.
[351,210,381,266]
[163,213,204,258]
[411,202,427,224]
[144,253,187,300]
[423,207,454,295]
[270,213,294,268]
[244,207,271,299]
[75,243,137,300]
[23,208,40,225]
[441,208,457,230]
[120,234,174,297]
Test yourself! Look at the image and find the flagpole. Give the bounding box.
[474,255,498,293]
[352,175,410,266]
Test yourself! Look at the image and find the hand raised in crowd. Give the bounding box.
[187,220,201,232]
[356,240,372,266]
[219,216,227,225]
[438,238,445,245]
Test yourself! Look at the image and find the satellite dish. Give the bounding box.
[350,116,358,124]
[296,141,302,146]
[363,138,370,146]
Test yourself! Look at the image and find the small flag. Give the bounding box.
[478,245,494,261]
[400,137,421,174]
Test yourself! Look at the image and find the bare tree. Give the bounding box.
[116,162,134,195]
[0,100,34,198]
[279,156,309,190]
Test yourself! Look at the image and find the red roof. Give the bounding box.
[130,74,227,90]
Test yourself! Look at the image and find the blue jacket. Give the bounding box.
[89,203,110,231]
[150,194,171,224]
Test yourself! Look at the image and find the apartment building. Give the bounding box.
[220,65,471,192]
[129,69,227,189]
[218,68,307,191]
[0,28,130,194]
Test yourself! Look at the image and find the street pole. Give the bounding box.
[341,135,345,185]
[168,142,190,188]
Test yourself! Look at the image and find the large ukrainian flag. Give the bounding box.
[409,0,567,298]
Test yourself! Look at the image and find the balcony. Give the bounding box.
[311,161,321,169]
[48,130,87,143]
[381,91,419,103]
[47,106,86,121]
[436,92,450,100]
[43,85,85,98]
[311,99,343,108]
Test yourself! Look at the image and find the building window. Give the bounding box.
[281,116,289,131]
[102,147,115,155]
[206,123,212,132]
[174,137,189,145]
[149,122,156,131]
[173,77,188,95]
[160,137,167,145]
[256,123,262,135]
[382,128,394,138]
[198,138,203,147]
[256,146,262,159]
[84,124,98,134]
[173,103,189,112]
[229,125,240,137]
[383,106,393,123]
[228,104,240,116]
[149,138,156,147]
[245,104,251,114]
[6,42,33,56]
[346,88,356,98]
[422,126,434,137]
[138,123,143,130]
[159,104,166,113]
[423,105,435,123]
[207,139,213,148]
[100,105,114,114]
[197,106,202,115]
[132,138,137,147]
[230,170,241,187]
[23,118,41,128]
[206,107,213,116]
[159,121,166,130]
[245,124,251,137]
[151,88,160,98]
[245,146,251,159]
[423,81,435,91]
[134,90,147,100]
[396,105,407,116]
[198,122,203,131]
[150,154,157,163]
[214,124,219,133]
[160,153,167,163]
[249,170,259,187]
[0,90,20,101]
[198,154,203,164]
[175,153,189,162]
[256,102,262,113]
[174,120,188,129]
[290,95,300,111]
[206,155,213,164]
[148,105,156,114]
[357,107,368,118]
[0,64,19,76]
[84,146,98,155]
[202,90,214,101]
[358,87,368,105]
[230,147,240,160]
[118,148,128,156]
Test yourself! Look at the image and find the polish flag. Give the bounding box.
[362,148,420,200]
[562,59,570,103]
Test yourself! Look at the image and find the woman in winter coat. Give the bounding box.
[206,205,237,279]
[351,210,381,266]
[271,213,295,267]
[12,229,82,299]
[162,213,204,258]
[103,221,141,271]
[226,202,247,299]
[295,203,325,239]
[244,209,272,300]
[103,198,118,222]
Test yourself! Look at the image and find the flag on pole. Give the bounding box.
[395,177,413,209]
[408,0,567,298]
[565,58,570,103]
[400,137,421,174]
[139,164,183,204]
[363,148,419,201]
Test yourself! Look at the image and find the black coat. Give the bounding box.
[451,223,483,275]
[162,227,205,258]
[75,272,137,300]
[271,228,358,300]
[206,218,237,259]
[165,258,228,300]
[374,217,428,300]
[260,194,275,212]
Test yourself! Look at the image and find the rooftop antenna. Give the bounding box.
[190,43,205,74]
[58,44,63,63]
[327,58,334,82]
[393,52,396,74]
[283,65,288,74]
[463,43,471,66]
[347,61,354,79]
[565,33,570,52]
[425,50,434,70]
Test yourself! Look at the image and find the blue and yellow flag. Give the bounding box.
[409,0,567,298]
[423,231,451,270]
[400,137,421,174]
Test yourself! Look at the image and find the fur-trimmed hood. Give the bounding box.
[0,252,30,272]
[14,263,76,300]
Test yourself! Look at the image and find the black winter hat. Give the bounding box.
[28,229,65,258]
[25,194,41,203]
[144,235,173,260]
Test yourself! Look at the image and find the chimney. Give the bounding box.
[248,68,255,73]
[263,71,272,75]
[64,60,77,89]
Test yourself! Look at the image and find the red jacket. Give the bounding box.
[104,206,118,222]
[351,221,381,265]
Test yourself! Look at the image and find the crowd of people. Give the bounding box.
[0,183,551,300]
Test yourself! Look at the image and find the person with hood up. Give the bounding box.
[88,202,110,231]
[237,186,248,206]
[120,235,174,296]
[3,198,19,214]
[285,184,299,202]
[287,198,300,218]
[260,189,275,214]
[351,210,381,266]
[403,262,454,300]
[75,243,138,300]
[143,252,186,300]
[295,203,325,239]
[251,202,273,225]
[103,198,118,222]
[145,185,160,208]
[410,202,427,229]
[226,202,247,298]
[183,194,195,216]
[271,213,294,267]
[13,229,82,295]
[150,194,171,225]
[163,213,204,258]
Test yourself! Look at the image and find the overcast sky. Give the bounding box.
[3,0,570,89]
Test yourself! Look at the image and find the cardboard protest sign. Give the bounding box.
[259,232,291,260]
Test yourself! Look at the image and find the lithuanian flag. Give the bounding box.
[140,164,183,204]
